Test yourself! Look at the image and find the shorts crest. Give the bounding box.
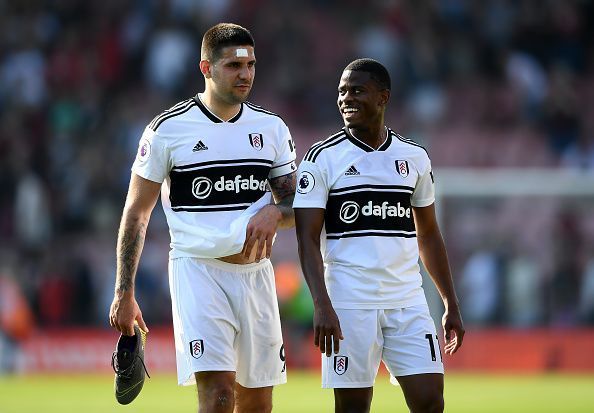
[189,339,204,359]
[334,355,348,375]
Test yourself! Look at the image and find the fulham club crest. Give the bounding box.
[396,160,409,178]
[189,339,204,359]
[249,133,264,150]
[334,355,348,375]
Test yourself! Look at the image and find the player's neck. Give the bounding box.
[347,125,387,150]
[199,91,242,122]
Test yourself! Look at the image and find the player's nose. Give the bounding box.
[238,65,252,81]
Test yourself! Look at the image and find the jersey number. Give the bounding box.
[425,334,442,362]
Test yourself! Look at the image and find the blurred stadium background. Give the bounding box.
[1,0,594,411]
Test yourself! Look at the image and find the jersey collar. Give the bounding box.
[193,94,243,123]
[344,127,392,152]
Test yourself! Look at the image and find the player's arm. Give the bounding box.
[269,171,297,229]
[295,208,343,356]
[109,173,161,336]
[413,203,465,354]
[242,171,296,260]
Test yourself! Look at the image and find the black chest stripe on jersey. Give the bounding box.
[329,184,414,195]
[169,163,270,212]
[325,189,416,239]
[172,158,273,172]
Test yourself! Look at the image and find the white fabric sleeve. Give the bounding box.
[131,127,170,183]
[292,160,329,209]
[269,121,297,178]
[411,154,435,207]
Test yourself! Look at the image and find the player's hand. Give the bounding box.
[242,204,282,261]
[109,293,148,336]
[442,306,464,355]
[313,302,343,357]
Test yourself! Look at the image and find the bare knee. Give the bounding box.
[406,393,444,413]
[196,372,236,413]
[208,384,234,411]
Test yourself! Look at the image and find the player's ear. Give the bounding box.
[379,89,390,106]
[200,60,211,78]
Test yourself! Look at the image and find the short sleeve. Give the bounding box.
[293,160,329,209]
[131,127,170,183]
[410,155,435,207]
[269,121,297,178]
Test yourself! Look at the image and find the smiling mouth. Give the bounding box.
[342,108,359,116]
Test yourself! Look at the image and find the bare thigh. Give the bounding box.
[396,373,444,413]
[334,387,373,413]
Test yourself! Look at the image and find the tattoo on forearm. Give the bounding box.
[269,172,297,201]
[269,172,297,227]
[116,222,146,293]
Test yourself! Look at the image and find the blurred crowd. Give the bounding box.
[1,0,594,346]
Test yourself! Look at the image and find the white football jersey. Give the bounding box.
[293,127,434,309]
[132,95,296,259]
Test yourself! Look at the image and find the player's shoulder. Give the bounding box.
[388,129,430,159]
[303,129,349,163]
[243,100,285,123]
[147,98,197,134]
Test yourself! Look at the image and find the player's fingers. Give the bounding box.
[121,318,135,336]
[325,334,333,357]
[444,337,459,354]
[333,333,340,354]
[137,315,149,333]
[110,312,121,331]
[264,236,273,259]
[457,326,465,343]
[241,228,254,255]
[314,326,320,347]
[254,235,266,262]
[319,331,326,354]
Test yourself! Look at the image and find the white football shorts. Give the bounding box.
[169,257,287,388]
[322,304,444,388]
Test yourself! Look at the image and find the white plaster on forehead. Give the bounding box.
[236,48,249,57]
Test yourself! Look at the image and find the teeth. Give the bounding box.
[343,108,358,113]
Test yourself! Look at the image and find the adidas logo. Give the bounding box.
[345,165,360,176]
[192,140,208,152]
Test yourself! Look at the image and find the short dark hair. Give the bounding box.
[344,58,391,91]
[201,23,255,62]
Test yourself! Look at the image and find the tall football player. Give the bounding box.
[294,58,464,413]
[109,23,296,412]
